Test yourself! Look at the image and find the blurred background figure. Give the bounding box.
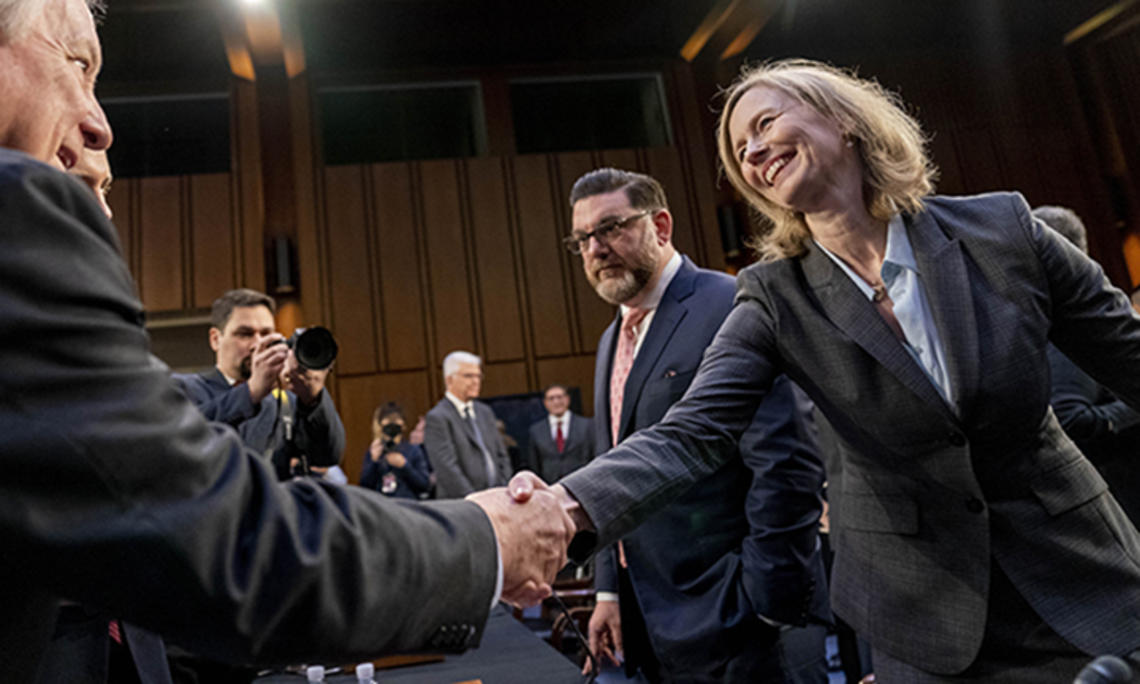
[525,384,595,482]
[424,350,511,498]
[1035,205,1140,525]
[496,419,525,474]
[360,402,433,500]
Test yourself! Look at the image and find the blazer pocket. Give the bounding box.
[651,368,697,402]
[1028,457,1108,517]
[838,493,920,535]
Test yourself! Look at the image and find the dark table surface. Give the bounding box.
[254,605,582,683]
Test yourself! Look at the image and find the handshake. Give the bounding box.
[467,472,593,606]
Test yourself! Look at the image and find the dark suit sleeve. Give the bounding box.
[292,389,346,468]
[424,409,477,497]
[1047,345,1140,442]
[1024,194,1140,411]
[560,282,780,552]
[593,544,619,593]
[737,376,827,625]
[0,159,497,664]
[172,373,259,428]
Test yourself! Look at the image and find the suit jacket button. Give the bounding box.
[948,431,966,447]
[966,497,984,514]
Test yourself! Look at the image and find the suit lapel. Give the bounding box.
[596,316,619,447]
[205,368,230,392]
[445,399,482,450]
[801,242,953,418]
[618,258,695,440]
[537,418,555,451]
[907,210,978,419]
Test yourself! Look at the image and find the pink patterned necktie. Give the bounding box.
[610,307,650,445]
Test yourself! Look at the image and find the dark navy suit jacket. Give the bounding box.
[172,368,345,480]
[592,256,828,675]
[1048,344,1140,524]
[36,606,172,684]
[360,442,433,500]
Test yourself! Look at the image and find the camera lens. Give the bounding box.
[290,327,338,370]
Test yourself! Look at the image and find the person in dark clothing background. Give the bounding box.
[360,402,433,500]
[1035,205,1140,524]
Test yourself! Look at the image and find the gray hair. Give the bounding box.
[0,0,106,42]
[442,350,481,381]
[1032,205,1088,255]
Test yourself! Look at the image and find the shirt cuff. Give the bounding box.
[757,613,786,629]
[596,591,619,603]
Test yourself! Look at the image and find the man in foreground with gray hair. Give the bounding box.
[425,350,513,498]
[0,0,574,677]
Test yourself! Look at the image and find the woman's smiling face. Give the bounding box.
[728,84,855,215]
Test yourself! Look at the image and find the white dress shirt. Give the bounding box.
[814,215,954,408]
[548,412,572,442]
[619,251,684,360]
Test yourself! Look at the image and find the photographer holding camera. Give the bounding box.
[173,289,346,482]
[360,403,434,500]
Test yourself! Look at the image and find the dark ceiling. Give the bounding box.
[94,0,1114,96]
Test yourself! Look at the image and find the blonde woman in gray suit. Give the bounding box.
[546,60,1140,682]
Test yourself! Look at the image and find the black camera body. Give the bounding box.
[380,422,402,454]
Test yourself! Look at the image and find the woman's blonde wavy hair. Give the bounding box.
[716,59,938,262]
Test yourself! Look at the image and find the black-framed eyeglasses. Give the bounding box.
[562,210,653,255]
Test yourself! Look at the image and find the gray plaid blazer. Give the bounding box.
[562,191,1140,674]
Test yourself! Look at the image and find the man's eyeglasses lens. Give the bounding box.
[564,210,652,254]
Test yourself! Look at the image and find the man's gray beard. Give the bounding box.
[593,265,653,306]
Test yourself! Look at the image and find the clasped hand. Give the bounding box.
[467,471,582,606]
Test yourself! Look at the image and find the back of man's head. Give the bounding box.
[211,288,276,330]
[1032,205,1088,255]
[569,167,668,211]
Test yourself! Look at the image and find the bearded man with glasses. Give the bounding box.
[564,167,830,683]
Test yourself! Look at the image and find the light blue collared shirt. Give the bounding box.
[815,215,954,409]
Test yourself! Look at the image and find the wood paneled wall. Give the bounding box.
[108,172,249,313]
[319,146,721,481]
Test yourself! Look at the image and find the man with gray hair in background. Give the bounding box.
[425,350,513,498]
[0,0,575,678]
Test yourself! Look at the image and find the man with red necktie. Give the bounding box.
[526,384,596,483]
